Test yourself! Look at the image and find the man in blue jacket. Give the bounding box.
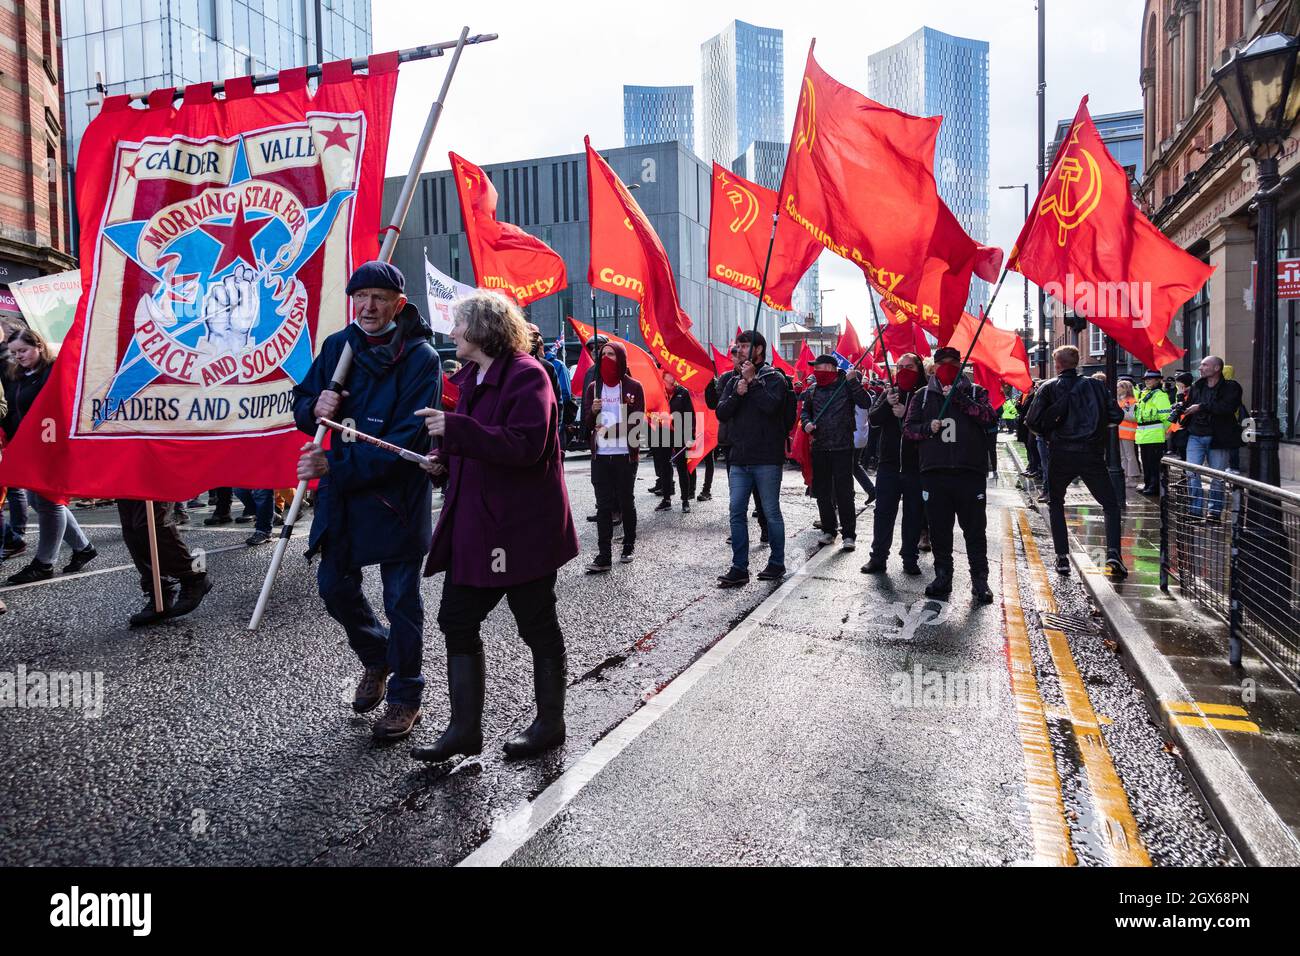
[294,261,442,742]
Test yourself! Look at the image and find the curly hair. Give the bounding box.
[454,290,532,358]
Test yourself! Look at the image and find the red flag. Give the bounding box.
[771,350,796,377]
[874,310,932,360]
[571,317,718,472]
[768,44,1003,341]
[450,151,566,305]
[707,164,795,311]
[972,361,1007,411]
[1008,97,1210,370]
[711,343,731,373]
[789,421,813,487]
[834,319,866,365]
[586,137,712,393]
[794,341,817,382]
[441,373,460,411]
[0,56,400,500]
[945,312,1032,393]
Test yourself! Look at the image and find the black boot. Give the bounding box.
[971,573,994,604]
[925,565,953,598]
[412,652,485,762]
[503,653,567,759]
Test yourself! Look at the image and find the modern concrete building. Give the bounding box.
[382,141,776,361]
[623,85,694,153]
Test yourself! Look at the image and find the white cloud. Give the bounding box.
[377,0,1141,332]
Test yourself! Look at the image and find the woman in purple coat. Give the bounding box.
[412,290,579,763]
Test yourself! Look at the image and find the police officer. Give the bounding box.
[1134,368,1172,497]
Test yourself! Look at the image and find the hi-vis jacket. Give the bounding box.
[1133,385,1172,445]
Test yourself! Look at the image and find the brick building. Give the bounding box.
[1138,0,1300,478]
[0,0,74,325]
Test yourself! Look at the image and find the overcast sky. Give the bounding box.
[374,0,1144,329]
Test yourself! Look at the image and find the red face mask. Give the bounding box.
[600,356,621,387]
[935,363,960,387]
[813,369,838,387]
[894,367,920,393]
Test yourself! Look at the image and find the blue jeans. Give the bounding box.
[5,488,28,547]
[1185,435,1230,517]
[728,463,785,571]
[233,488,274,534]
[29,491,90,565]
[317,556,425,706]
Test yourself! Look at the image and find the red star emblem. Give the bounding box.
[319,122,356,152]
[123,155,143,180]
[201,199,263,274]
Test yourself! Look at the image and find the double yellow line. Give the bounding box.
[1012,509,1152,867]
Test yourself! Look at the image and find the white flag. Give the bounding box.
[423,253,473,334]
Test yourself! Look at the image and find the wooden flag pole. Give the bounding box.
[144,501,165,614]
[248,26,479,631]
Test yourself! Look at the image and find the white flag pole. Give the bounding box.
[249,26,479,630]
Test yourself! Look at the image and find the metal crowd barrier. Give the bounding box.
[1160,456,1300,686]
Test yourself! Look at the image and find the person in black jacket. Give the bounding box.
[862,352,926,575]
[903,346,997,603]
[801,354,872,550]
[1026,345,1126,579]
[650,367,695,513]
[2,327,98,586]
[1180,355,1244,519]
[715,330,788,587]
[293,261,441,743]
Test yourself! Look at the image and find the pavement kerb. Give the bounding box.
[1068,545,1300,866]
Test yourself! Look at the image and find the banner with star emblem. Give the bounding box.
[0,54,399,500]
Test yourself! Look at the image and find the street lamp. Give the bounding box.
[819,288,835,353]
[1212,32,1300,486]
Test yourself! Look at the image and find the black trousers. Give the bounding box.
[812,447,857,538]
[920,470,988,579]
[870,467,923,563]
[697,449,714,495]
[592,452,638,555]
[437,571,564,659]
[1025,430,1041,473]
[852,445,875,497]
[1138,442,1165,494]
[723,454,768,533]
[212,487,233,517]
[117,500,201,593]
[1046,444,1121,559]
[651,445,691,500]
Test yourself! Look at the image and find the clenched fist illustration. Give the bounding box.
[201,264,260,356]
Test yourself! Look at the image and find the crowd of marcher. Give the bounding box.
[0,258,1253,764]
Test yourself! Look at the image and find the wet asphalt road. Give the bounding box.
[0,443,1240,866]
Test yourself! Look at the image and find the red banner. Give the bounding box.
[450,151,566,305]
[585,137,713,393]
[707,164,794,311]
[0,56,400,500]
[770,43,1002,341]
[1008,97,1210,370]
[874,309,933,361]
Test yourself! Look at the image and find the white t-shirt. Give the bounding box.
[596,382,628,455]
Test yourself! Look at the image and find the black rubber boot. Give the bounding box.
[925,565,954,598]
[503,653,566,759]
[412,651,485,762]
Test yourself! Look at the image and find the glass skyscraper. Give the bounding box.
[700,19,784,167]
[60,1,373,168]
[623,85,694,152]
[869,27,990,311]
[1050,108,1145,182]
